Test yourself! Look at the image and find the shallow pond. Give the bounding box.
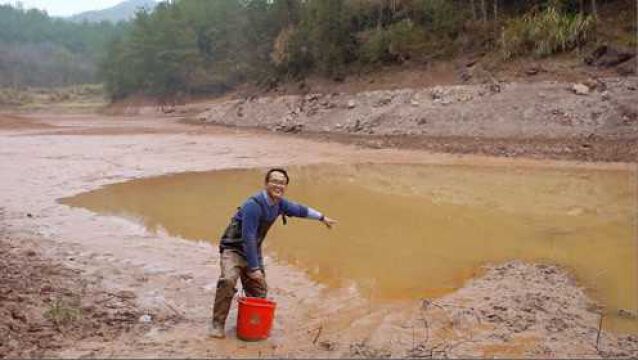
[60,163,637,333]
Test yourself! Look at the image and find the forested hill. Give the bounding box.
[101,0,635,100]
[0,5,127,87]
[1,1,634,95]
[69,0,158,23]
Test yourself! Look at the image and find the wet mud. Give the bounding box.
[60,163,637,333]
[0,112,636,358]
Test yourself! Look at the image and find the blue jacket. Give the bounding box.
[219,191,322,270]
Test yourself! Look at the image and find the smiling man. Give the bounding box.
[210,168,337,338]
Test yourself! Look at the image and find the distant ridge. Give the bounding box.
[68,0,157,23]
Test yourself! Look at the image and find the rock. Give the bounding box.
[583,78,606,92]
[525,67,540,76]
[457,93,473,102]
[40,285,54,294]
[115,290,137,300]
[318,341,336,351]
[322,101,336,109]
[410,100,419,107]
[431,87,444,100]
[489,83,501,94]
[566,207,585,216]
[346,100,356,109]
[585,45,635,68]
[304,93,320,101]
[375,97,392,107]
[571,83,590,95]
[618,309,637,319]
[275,123,303,134]
[139,314,152,324]
[616,57,637,76]
[601,91,610,101]
[434,98,452,105]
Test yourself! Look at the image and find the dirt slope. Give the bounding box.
[189,76,638,162]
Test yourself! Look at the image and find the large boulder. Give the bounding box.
[584,45,635,68]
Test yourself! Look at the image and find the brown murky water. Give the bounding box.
[60,163,637,333]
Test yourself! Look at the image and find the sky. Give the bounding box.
[1,0,126,17]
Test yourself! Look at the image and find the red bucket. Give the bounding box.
[236,297,276,341]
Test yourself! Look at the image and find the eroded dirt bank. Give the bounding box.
[184,76,638,163]
[0,113,636,358]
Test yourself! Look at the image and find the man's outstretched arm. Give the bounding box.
[281,199,337,228]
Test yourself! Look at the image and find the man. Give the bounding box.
[210,168,337,338]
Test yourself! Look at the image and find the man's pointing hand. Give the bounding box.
[321,216,337,229]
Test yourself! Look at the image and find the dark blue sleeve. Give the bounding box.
[241,200,262,270]
[280,198,309,218]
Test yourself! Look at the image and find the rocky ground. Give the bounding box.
[183,76,638,163]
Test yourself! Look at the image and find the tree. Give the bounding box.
[0,4,125,87]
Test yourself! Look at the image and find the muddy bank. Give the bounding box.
[0,114,636,357]
[333,261,638,358]
[294,132,638,163]
[188,77,638,162]
[0,209,180,358]
[423,261,638,358]
[0,113,53,129]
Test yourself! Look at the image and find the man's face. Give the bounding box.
[265,171,288,201]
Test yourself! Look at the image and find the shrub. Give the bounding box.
[386,19,428,61]
[358,19,429,65]
[358,27,392,64]
[271,26,314,77]
[502,6,595,58]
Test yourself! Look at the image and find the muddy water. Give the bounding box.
[60,163,637,333]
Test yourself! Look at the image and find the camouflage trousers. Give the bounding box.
[211,250,267,326]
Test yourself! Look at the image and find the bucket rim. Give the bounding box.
[238,296,276,307]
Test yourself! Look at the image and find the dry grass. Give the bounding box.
[502,6,595,59]
[44,299,81,330]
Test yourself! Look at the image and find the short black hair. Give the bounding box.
[265,168,290,184]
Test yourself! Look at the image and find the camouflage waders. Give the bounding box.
[211,249,267,328]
